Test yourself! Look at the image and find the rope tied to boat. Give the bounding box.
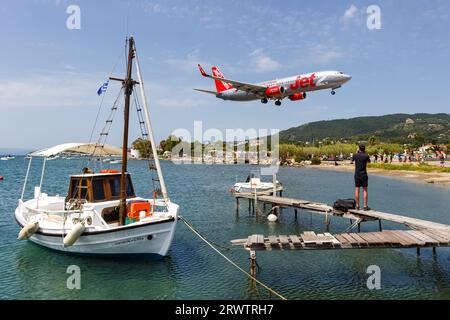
[179,216,287,300]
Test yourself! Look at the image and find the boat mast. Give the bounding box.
[113,36,136,225]
[135,50,170,203]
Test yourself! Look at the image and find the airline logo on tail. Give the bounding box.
[212,66,233,92]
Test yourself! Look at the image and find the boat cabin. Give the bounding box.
[66,171,135,204]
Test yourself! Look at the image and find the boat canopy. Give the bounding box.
[30,143,123,157]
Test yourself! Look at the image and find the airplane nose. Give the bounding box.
[343,74,352,82]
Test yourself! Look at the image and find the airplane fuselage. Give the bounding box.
[217,71,351,101]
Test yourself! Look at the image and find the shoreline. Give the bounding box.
[301,162,450,186]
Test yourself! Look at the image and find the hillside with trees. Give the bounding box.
[279,113,449,146]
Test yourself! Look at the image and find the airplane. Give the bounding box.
[195,64,352,106]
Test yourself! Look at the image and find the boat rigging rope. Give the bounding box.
[179,216,287,300]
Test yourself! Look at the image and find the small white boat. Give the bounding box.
[15,37,178,257]
[1,155,15,160]
[110,159,122,164]
[232,176,283,194]
[46,155,59,161]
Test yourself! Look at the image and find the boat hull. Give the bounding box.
[15,212,177,257]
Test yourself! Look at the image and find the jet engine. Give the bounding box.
[265,86,285,97]
[288,92,307,101]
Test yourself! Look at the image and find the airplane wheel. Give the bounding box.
[275,100,281,106]
[331,90,336,95]
[261,98,268,104]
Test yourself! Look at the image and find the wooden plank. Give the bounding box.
[420,229,450,244]
[316,233,334,245]
[373,231,402,246]
[301,231,319,243]
[382,230,416,246]
[256,234,265,246]
[334,234,350,245]
[268,235,279,248]
[367,232,394,245]
[357,232,381,245]
[428,229,450,242]
[246,235,254,247]
[346,233,370,246]
[279,235,290,248]
[383,230,417,246]
[324,232,341,245]
[405,230,439,245]
[289,235,302,247]
[339,233,359,245]
[397,231,426,246]
[348,209,450,232]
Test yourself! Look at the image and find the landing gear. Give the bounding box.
[331,90,336,95]
[261,98,268,104]
[275,100,282,106]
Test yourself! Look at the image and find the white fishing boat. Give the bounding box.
[232,176,283,194]
[15,37,178,257]
[1,155,15,160]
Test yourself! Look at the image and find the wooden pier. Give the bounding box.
[233,192,450,232]
[231,192,450,278]
[231,229,450,251]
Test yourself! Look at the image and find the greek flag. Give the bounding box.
[97,80,109,96]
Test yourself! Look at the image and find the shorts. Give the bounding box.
[355,173,368,188]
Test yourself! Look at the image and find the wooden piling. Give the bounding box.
[249,250,257,279]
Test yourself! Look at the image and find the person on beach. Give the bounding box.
[352,144,371,211]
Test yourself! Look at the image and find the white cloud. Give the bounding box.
[249,49,281,73]
[343,4,358,20]
[0,72,113,109]
[163,50,208,74]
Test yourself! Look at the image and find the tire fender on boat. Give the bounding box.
[63,222,85,247]
[18,221,39,240]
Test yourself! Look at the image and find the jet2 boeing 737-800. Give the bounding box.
[195,64,352,106]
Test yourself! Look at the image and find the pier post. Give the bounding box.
[324,213,330,231]
[236,198,240,216]
[378,220,383,232]
[432,247,437,256]
[249,250,257,279]
[294,209,298,221]
[416,247,421,256]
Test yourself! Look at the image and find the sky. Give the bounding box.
[0,0,449,150]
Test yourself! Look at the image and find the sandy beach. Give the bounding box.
[302,161,450,186]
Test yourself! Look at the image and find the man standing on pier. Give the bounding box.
[352,144,371,211]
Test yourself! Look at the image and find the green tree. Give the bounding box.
[131,138,151,159]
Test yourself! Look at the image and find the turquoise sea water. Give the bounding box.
[0,157,449,299]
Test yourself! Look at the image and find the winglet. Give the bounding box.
[198,64,208,77]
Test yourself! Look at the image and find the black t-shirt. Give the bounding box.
[352,152,370,176]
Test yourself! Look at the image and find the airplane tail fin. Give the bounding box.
[212,66,234,92]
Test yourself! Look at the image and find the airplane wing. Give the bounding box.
[197,64,267,94]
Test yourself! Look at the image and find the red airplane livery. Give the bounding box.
[195,64,351,106]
